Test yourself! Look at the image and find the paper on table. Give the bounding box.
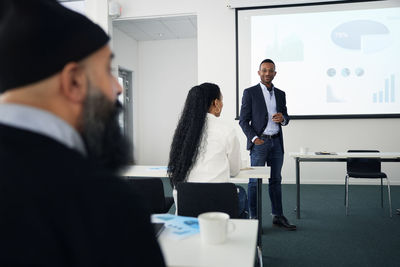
[152,214,199,240]
[148,166,168,170]
[240,167,254,171]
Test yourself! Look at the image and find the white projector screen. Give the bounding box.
[236,0,400,118]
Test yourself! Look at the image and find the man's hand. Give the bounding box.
[272,112,284,123]
[254,138,264,145]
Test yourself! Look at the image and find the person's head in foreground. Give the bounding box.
[0,1,165,266]
[167,82,223,187]
[0,0,131,171]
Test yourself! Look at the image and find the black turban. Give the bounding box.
[0,0,110,93]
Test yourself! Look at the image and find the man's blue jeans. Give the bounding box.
[236,185,249,219]
[248,136,284,218]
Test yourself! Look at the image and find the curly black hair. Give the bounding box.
[167,83,221,187]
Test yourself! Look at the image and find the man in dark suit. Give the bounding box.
[0,0,165,265]
[239,59,296,230]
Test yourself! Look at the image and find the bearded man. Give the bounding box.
[0,0,165,266]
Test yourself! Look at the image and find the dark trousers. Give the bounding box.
[248,136,284,218]
[237,185,249,219]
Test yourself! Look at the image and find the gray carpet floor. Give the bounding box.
[260,184,400,267]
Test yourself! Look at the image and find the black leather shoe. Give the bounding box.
[272,215,297,231]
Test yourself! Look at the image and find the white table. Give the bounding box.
[156,218,258,267]
[122,165,269,184]
[121,165,269,251]
[289,152,400,219]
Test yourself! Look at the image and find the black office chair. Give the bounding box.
[176,182,239,218]
[345,150,392,217]
[128,178,174,214]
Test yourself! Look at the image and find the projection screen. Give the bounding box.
[236,0,400,119]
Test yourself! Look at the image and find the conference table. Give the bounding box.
[122,165,269,251]
[153,217,258,267]
[290,152,400,219]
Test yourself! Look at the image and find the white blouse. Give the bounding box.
[187,113,241,182]
[173,113,242,212]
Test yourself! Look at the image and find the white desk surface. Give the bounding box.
[157,219,258,267]
[290,152,400,159]
[122,165,269,183]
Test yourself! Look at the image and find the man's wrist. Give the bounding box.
[251,136,258,143]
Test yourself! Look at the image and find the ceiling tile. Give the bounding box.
[113,15,197,41]
[162,19,197,39]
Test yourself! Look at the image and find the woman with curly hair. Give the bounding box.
[167,82,248,218]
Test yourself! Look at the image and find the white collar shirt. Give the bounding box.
[0,103,86,156]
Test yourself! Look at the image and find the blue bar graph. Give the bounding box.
[385,79,389,102]
[391,74,395,102]
[373,74,396,103]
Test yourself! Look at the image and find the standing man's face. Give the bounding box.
[258,62,276,87]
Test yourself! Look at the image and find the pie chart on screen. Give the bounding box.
[331,20,392,53]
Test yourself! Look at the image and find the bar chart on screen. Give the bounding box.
[373,74,396,103]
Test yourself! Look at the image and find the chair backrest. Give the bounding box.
[127,178,168,214]
[347,150,381,173]
[176,182,239,218]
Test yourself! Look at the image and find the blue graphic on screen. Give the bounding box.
[331,20,390,53]
[373,74,395,103]
[326,85,344,103]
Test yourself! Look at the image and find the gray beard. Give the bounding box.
[80,85,133,173]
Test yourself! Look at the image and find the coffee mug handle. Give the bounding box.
[228,221,235,233]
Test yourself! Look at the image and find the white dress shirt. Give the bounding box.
[259,82,279,136]
[0,103,86,155]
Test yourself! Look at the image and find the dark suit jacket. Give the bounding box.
[0,124,165,266]
[239,84,289,152]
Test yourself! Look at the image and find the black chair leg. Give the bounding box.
[256,245,263,267]
[387,178,392,218]
[380,178,383,208]
[344,174,347,206]
[345,175,349,216]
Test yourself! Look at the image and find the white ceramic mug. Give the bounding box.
[198,212,235,244]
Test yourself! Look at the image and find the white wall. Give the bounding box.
[85,0,111,33]
[112,28,140,160]
[110,0,399,184]
[136,38,198,164]
[112,28,138,72]
[112,27,198,164]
